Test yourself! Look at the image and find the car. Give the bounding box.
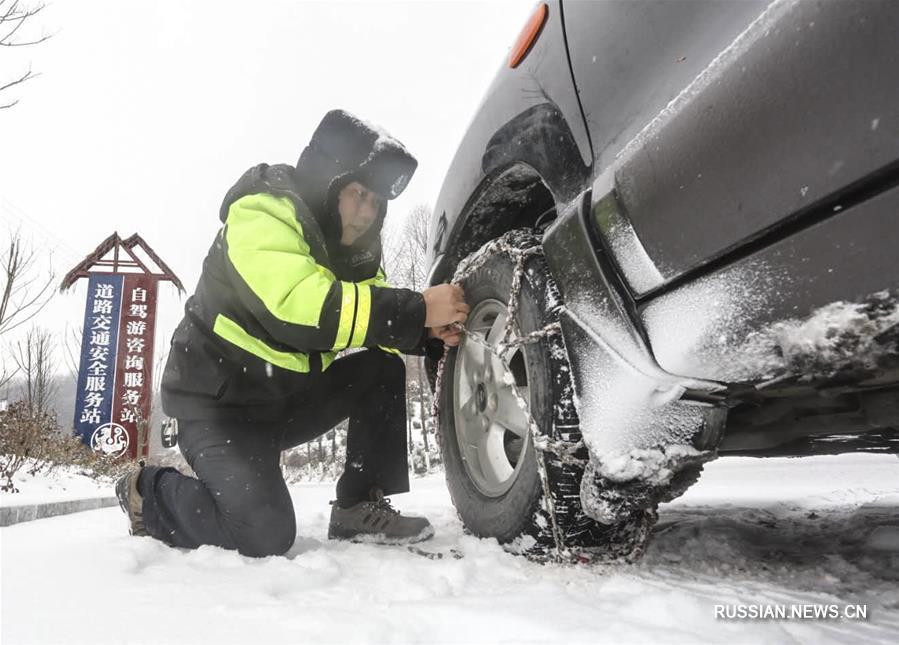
[425,0,899,560]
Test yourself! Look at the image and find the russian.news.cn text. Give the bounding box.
[714,604,868,621]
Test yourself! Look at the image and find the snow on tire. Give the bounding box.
[436,230,656,561]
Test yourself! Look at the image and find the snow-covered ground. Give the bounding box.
[1,464,115,506]
[2,454,898,644]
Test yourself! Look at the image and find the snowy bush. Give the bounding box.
[0,401,130,492]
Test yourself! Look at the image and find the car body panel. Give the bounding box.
[563,0,766,175]
[640,182,899,382]
[568,0,899,294]
[544,195,723,456]
[611,0,899,290]
[427,1,591,279]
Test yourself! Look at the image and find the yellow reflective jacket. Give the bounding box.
[161,164,425,421]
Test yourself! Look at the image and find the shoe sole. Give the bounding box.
[328,523,435,545]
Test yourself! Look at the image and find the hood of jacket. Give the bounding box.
[293,110,418,256]
[219,110,418,282]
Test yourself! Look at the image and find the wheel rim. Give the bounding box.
[452,299,532,497]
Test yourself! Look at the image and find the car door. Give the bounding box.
[562,0,899,297]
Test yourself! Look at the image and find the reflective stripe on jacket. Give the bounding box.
[161,169,425,422]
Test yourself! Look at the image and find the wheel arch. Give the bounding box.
[431,163,556,286]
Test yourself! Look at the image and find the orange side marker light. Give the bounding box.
[509,3,549,69]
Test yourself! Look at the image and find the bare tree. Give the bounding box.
[1,227,55,392]
[0,351,16,393]
[384,203,436,465]
[388,203,429,291]
[11,324,57,416]
[0,1,50,110]
[1,227,55,336]
[147,347,166,444]
[61,319,82,381]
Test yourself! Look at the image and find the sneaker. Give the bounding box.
[328,490,434,544]
[115,465,147,537]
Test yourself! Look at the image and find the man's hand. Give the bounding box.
[428,324,463,347]
[423,284,469,328]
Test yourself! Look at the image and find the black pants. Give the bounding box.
[139,349,410,557]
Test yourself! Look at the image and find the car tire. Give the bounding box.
[436,230,656,559]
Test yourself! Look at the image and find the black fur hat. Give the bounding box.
[293,109,418,225]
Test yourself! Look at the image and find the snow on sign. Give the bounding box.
[61,233,184,460]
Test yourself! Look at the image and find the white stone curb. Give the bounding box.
[0,497,118,527]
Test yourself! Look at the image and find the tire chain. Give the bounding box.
[430,231,651,564]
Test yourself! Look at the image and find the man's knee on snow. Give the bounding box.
[230,508,297,557]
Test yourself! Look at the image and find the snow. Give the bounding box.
[604,210,665,293]
[592,444,704,484]
[646,283,899,384]
[0,463,112,506]
[564,315,710,456]
[867,526,899,552]
[642,260,783,383]
[590,171,665,293]
[340,109,408,163]
[737,290,899,382]
[2,454,898,644]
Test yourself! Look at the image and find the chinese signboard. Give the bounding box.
[62,232,182,461]
[73,274,158,459]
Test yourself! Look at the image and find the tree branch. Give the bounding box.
[0,2,49,107]
[0,228,55,337]
[0,67,35,93]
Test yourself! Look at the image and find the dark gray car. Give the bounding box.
[426,0,899,560]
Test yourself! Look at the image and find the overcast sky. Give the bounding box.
[0,0,533,379]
